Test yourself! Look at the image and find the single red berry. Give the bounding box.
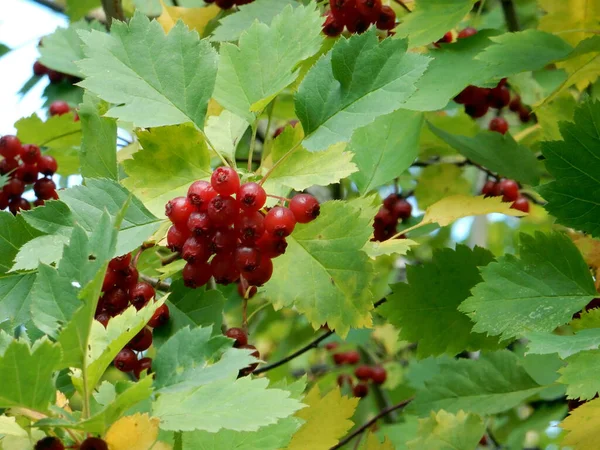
[519,106,532,123]
[237,211,266,244]
[3,178,25,198]
[114,348,138,372]
[235,246,262,272]
[437,31,453,44]
[102,269,118,292]
[481,180,496,197]
[33,178,57,200]
[211,167,240,196]
[383,194,400,210]
[49,100,70,117]
[329,0,355,20]
[337,374,354,387]
[33,61,48,76]
[109,253,132,271]
[238,182,267,211]
[237,281,257,298]
[225,327,248,347]
[465,102,489,118]
[390,198,411,220]
[9,197,31,214]
[509,95,522,112]
[241,255,272,286]
[187,211,212,236]
[208,195,239,227]
[370,366,387,384]
[345,350,360,365]
[458,27,477,39]
[238,344,259,376]
[133,357,153,379]
[333,353,347,365]
[166,196,195,227]
[37,155,58,176]
[498,179,519,202]
[15,163,38,183]
[488,85,510,109]
[187,180,217,210]
[128,326,153,351]
[0,191,8,210]
[211,252,240,285]
[345,13,370,33]
[354,365,373,381]
[479,436,488,446]
[374,207,396,227]
[80,437,108,450]
[256,233,287,258]
[35,436,65,450]
[376,5,396,30]
[167,225,189,252]
[289,194,320,223]
[130,282,155,310]
[47,70,64,84]
[33,199,44,207]
[325,342,339,351]
[356,0,381,22]
[489,117,509,135]
[182,261,212,288]
[353,383,369,398]
[116,266,139,292]
[209,228,238,254]
[323,14,344,37]
[20,144,41,164]
[182,236,211,263]
[0,157,18,175]
[95,312,110,328]
[215,0,235,8]
[102,288,129,315]
[264,206,296,238]
[0,135,22,159]
[148,304,170,328]
[511,196,530,213]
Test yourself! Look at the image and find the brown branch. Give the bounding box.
[500,0,520,32]
[101,0,125,27]
[139,274,171,291]
[413,158,499,179]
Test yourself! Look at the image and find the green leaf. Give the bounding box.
[263,197,378,337]
[379,246,500,358]
[526,329,600,359]
[362,238,418,259]
[406,410,485,450]
[428,124,540,186]
[123,124,212,217]
[394,0,476,48]
[153,376,304,432]
[0,43,10,58]
[0,211,41,275]
[459,232,597,341]
[210,0,297,42]
[349,109,423,195]
[0,337,61,410]
[11,235,70,272]
[214,4,322,122]
[79,93,118,181]
[65,0,101,20]
[296,30,430,151]
[205,111,250,163]
[407,351,544,416]
[0,273,38,332]
[559,350,600,400]
[414,164,471,209]
[78,12,218,129]
[538,99,600,238]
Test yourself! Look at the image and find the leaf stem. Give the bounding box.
[500,0,520,32]
[248,119,260,172]
[139,274,171,291]
[40,129,82,148]
[262,98,277,153]
[201,130,231,167]
[259,140,302,186]
[246,301,271,324]
[161,252,181,266]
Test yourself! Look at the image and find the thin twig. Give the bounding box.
[101,0,125,27]
[248,121,260,172]
[391,0,412,13]
[161,252,181,266]
[139,274,171,291]
[259,140,302,186]
[500,0,520,32]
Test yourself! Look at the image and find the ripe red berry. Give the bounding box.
[325,342,339,351]
[209,228,238,254]
[133,357,153,379]
[109,253,132,271]
[458,27,477,39]
[207,195,239,227]
[509,95,522,112]
[264,206,296,237]
[370,366,387,384]
[237,211,265,244]
[80,437,108,450]
[238,182,267,211]
[345,350,360,365]
[211,167,240,196]
[354,365,373,381]
[182,261,212,288]
[241,255,272,286]
[215,0,235,8]
[47,70,64,84]
[376,5,396,30]
[187,180,217,210]
[337,374,353,387]
[356,0,381,22]
[128,326,153,351]
[437,31,453,44]
[167,225,189,252]
[225,327,248,347]
[519,106,531,123]
[165,196,195,227]
[498,179,519,202]
[3,178,25,198]
[15,163,38,183]
[37,155,58,176]
[102,288,129,315]
[289,194,320,224]
[235,246,262,272]
[488,85,510,109]
[238,344,259,376]
[0,191,8,210]
[182,236,211,263]
[33,178,57,200]
[511,196,530,213]
[130,282,155,310]
[374,207,396,228]
[9,197,31,214]
[49,100,71,117]
[329,0,354,20]
[0,157,18,175]
[211,252,240,285]
[117,266,139,292]
[187,211,212,236]
[33,61,48,76]
[256,233,287,258]
[20,144,41,164]
[102,269,118,292]
[0,135,22,159]
[353,383,369,398]
[323,14,344,37]
[114,348,138,372]
[390,198,411,220]
[333,353,347,365]
[95,312,110,328]
[35,436,65,450]
[489,117,509,135]
[481,180,496,197]
[237,281,257,298]
[148,304,170,328]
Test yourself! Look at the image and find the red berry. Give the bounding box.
[182,261,212,288]
[49,100,71,117]
[102,288,129,315]
[289,194,320,223]
[35,436,65,450]
[116,266,139,292]
[238,182,267,211]
[95,312,110,328]
[509,95,522,112]
[333,353,347,365]
[15,163,38,183]
[235,246,262,272]
[371,366,387,384]
[130,282,155,310]
[238,344,259,376]
[345,13,370,33]
[0,191,8,210]
[337,374,353,387]
[237,281,257,298]
[273,120,299,138]
[256,233,287,258]
[215,0,235,8]
[208,195,239,227]
[20,144,41,164]
[323,14,344,37]
[519,106,531,123]
[481,180,496,197]
[264,206,296,238]
[3,178,25,198]
[489,117,509,135]
[37,155,58,176]
[390,198,411,220]
[80,437,108,450]
[0,135,22,159]
[353,383,369,398]
[166,196,195,227]
[109,253,132,271]
[325,342,339,351]
[47,70,64,84]
[33,61,48,76]
[329,0,355,20]
[209,228,238,254]
[488,85,510,109]
[33,178,57,200]
[237,211,265,244]
[225,327,248,347]
[210,167,240,196]
[437,31,453,44]
[187,211,213,236]
[9,197,31,214]
[345,350,360,365]
[356,0,381,22]
[211,252,240,285]
[374,207,396,227]
[511,196,530,213]
[182,236,211,263]
[498,179,519,202]
[133,357,153,379]
[114,348,137,372]
[148,304,170,328]
[167,225,189,252]
[241,255,272,286]
[458,27,477,39]
[465,102,489,118]
[102,269,118,292]
[383,194,400,210]
[354,365,373,381]
[187,180,217,210]
[376,5,396,30]
[128,326,153,351]
[0,157,18,175]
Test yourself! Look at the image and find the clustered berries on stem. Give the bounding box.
[165,166,320,292]
[481,178,530,213]
[33,39,81,86]
[0,134,59,214]
[226,327,260,376]
[372,193,412,242]
[204,0,254,10]
[323,0,397,37]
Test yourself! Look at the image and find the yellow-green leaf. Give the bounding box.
[561,396,600,449]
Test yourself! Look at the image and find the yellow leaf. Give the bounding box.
[105,413,160,450]
[538,0,600,47]
[361,432,394,450]
[570,232,600,269]
[286,385,359,450]
[55,390,72,412]
[372,323,402,355]
[157,0,220,34]
[561,396,600,448]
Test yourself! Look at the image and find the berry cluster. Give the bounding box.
[32,60,80,86]
[372,193,412,242]
[204,0,254,9]
[165,167,320,291]
[96,253,169,379]
[323,0,396,37]
[226,327,260,376]
[35,436,108,450]
[481,178,530,213]
[0,135,59,214]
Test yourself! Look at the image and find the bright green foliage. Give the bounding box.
[263,198,378,337]
[153,376,305,432]
[296,30,430,151]
[214,4,323,122]
[0,212,41,275]
[428,125,540,185]
[123,124,212,216]
[538,99,600,238]
[205,111,250,163]
[394,0,476,48]
[79,94,118,181]
[349,110,423,195]
[65,0,100,20]
[408,351,545,416]
[559,350,600,400]
[526,329,600,359]
[210,0,297,42]
[0,273,38,332]
[406,410,485,450]
[11,235,69,272]
[78,12,218,129]
[414,164,471,209]
[0,337,61,410]
[379,246,500,358]
[460,232,597,341]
